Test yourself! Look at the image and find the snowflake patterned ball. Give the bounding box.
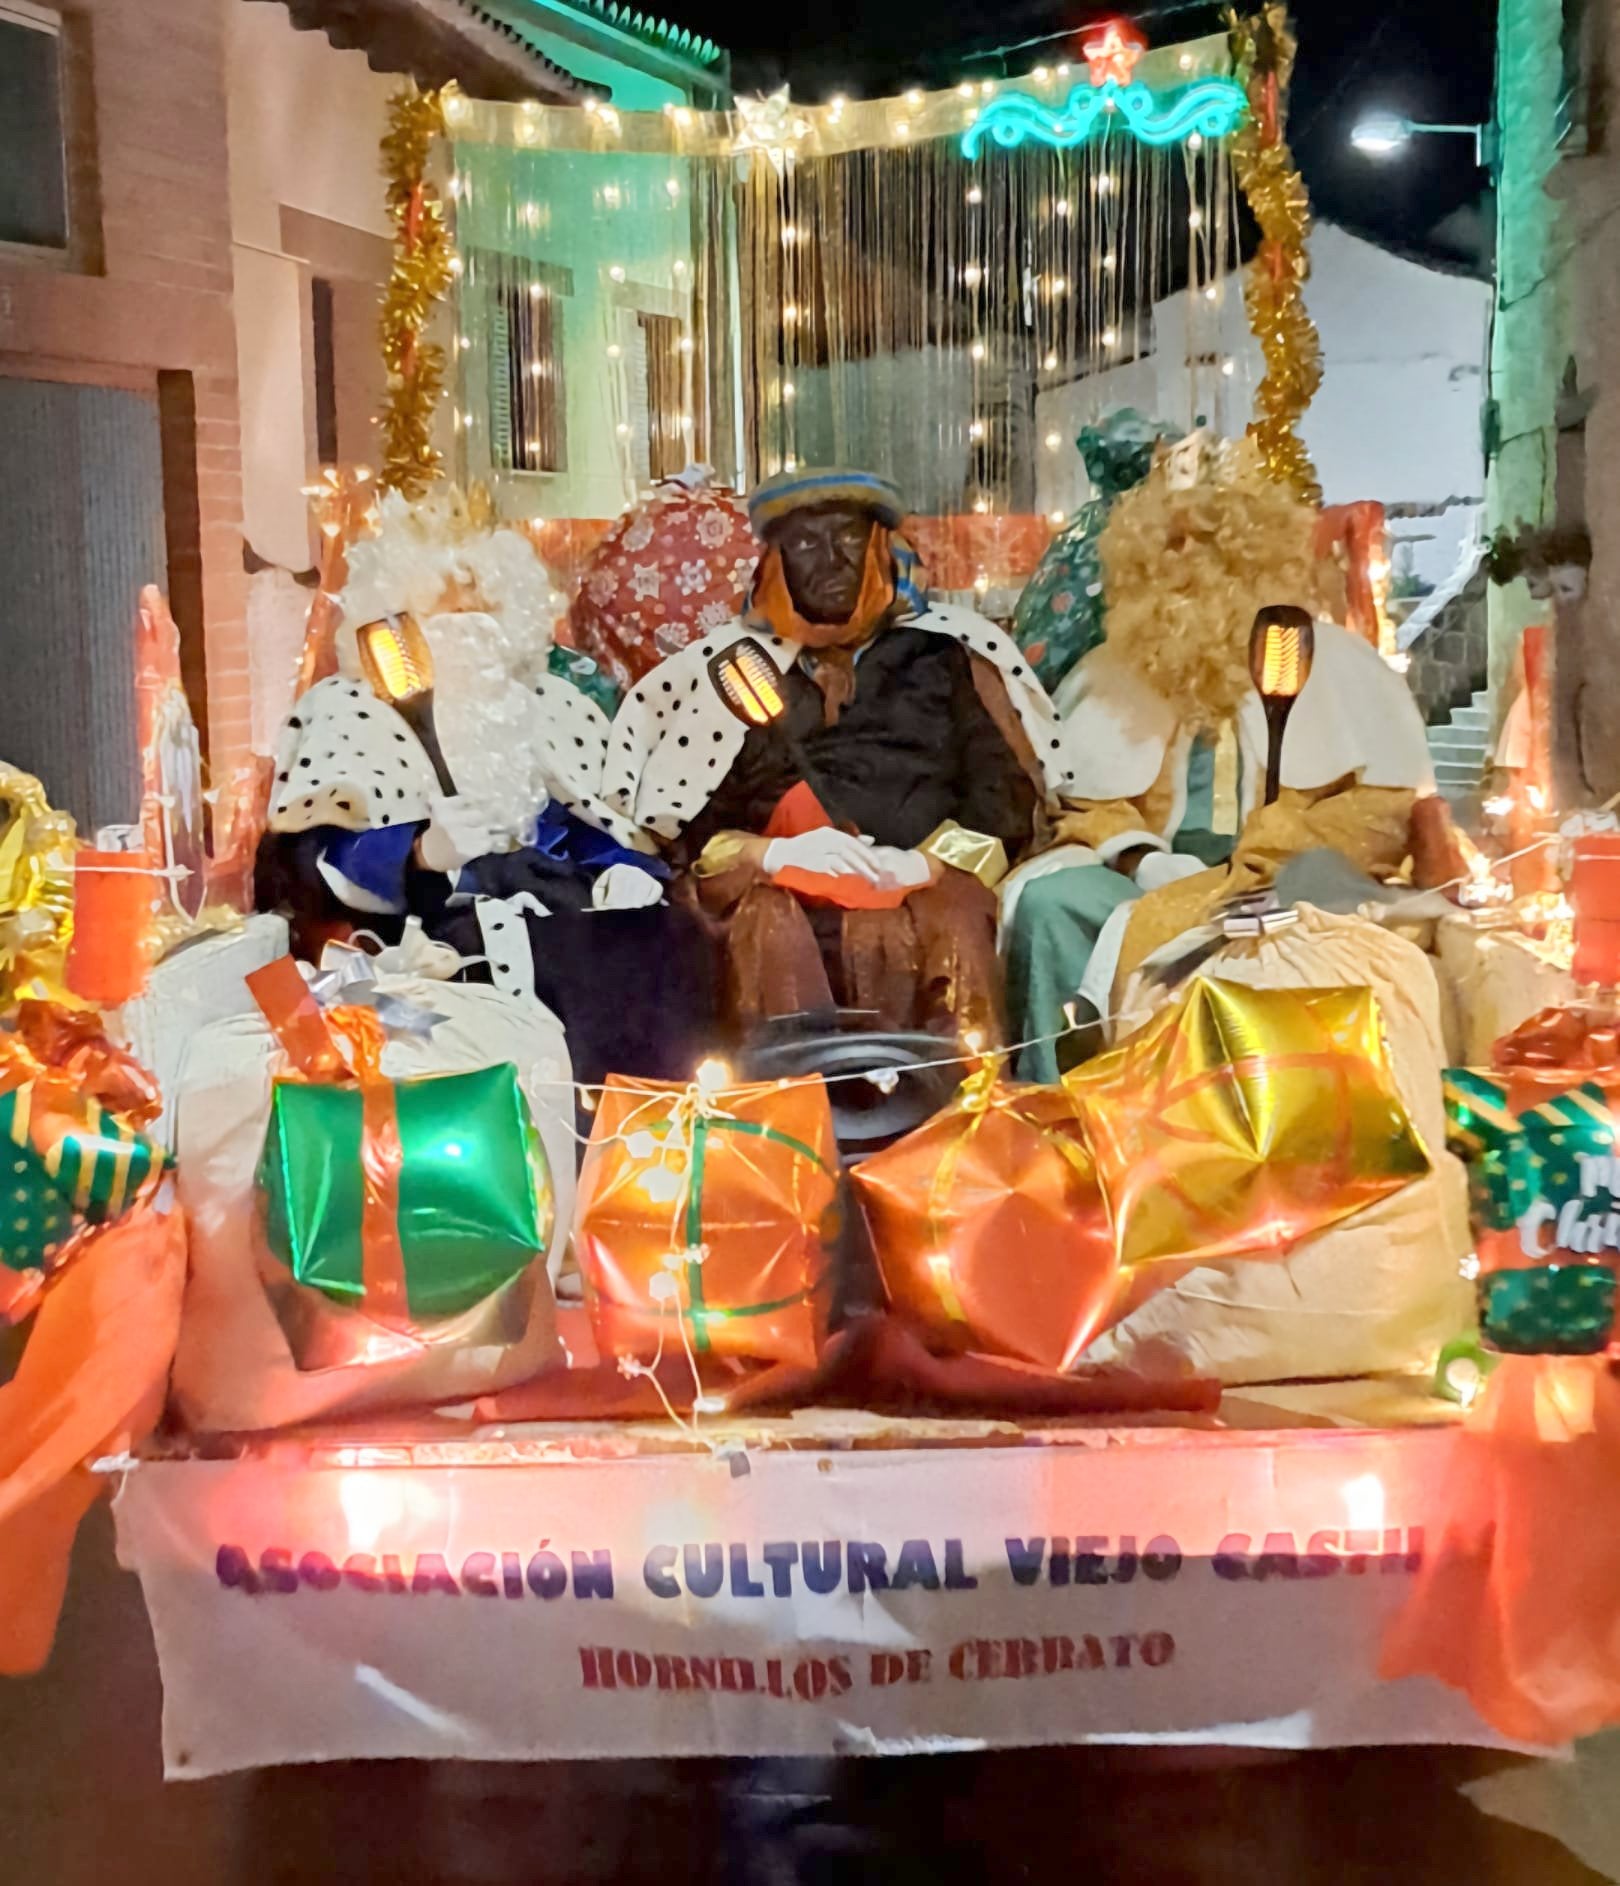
[568,473,760,688]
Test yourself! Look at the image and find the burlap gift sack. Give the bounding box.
[1083,906,1471,1384]
[171,976,574,1432]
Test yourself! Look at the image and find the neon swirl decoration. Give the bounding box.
[961,77,1248,158]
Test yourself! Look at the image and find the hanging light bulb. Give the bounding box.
[1188,132,1204,152]
[603,183,622,207]
[1179,51,1194,70]
[1034,65,1050,83]
[1044,430,1061,451]
[1050,275,1068,296]
[678,336,695,354]
[1049,509,1065,525]
[968,418,986,440]
[606,342,623,359]
[609,264,626,282]
[1204,283,1220,302]
[616,422,631,437]
[970,339,986,360]
[1221,357,1236,376]
[665,178,681,199]
[1043,351,1058,370]
[904,88,923,106]
[894,120,912,139]
[974,571,991,594]
[1054,198,1071,219]
[1101,252,1117,271]
[1095,173,1114,195]
[783,303,801,323]
[1188,208,1204,229]
[1056,61,1070,77]
[966,184,983,205]
[782,380,796,401]
[957,81,975,99]
[963,262,983,286]
[1101,327,1118,347]
[972,497,989,515]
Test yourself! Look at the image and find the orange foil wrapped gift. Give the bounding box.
[1066,977,1430,1280]
[576,1073,839,1368]
[854,1068,1115,1371]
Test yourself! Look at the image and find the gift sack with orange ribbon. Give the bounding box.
[575,1074,838,1369]
[853,1070,1116,1372]
[170,963,571,1433]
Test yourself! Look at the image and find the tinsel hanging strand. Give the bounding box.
[377,84,454,498]
[1227,7,1323,506]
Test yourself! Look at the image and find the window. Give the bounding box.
[638,311,688,480]
[0,2,68,253]
[311,277,340,466]
[484,254,570,475]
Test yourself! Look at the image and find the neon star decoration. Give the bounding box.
[961,26,1246,159]
[1082,20,1145,86]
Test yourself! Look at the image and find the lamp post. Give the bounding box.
[1351,112,1492,168]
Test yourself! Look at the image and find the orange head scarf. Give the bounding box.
[750,525,899,724]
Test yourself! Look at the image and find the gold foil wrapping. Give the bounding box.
[379,85,454,498]
[1228,7,1324,504]
[1065,977,1429,1274]
[916,821,1009,891]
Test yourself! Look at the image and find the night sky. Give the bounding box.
[679,0,1499,262]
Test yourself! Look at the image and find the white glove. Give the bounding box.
[861,845,934,892]
[418,793,495,874]
[592,862,665,911]
[1135,851,1208,893]
[763,828,886,882]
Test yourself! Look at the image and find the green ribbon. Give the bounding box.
[677,1111,832,1354]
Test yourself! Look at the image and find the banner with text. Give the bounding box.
[114,1427,1513,1777]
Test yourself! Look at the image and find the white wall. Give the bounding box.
[1035,223,1490,592]
[224,0,399,570]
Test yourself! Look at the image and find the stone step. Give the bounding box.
[1433,757,1485,788]
[1428,726,1490,756]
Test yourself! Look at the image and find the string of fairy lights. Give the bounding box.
[433,27,1250,573]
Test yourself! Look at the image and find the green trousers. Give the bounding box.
[1004,864,1143,1084]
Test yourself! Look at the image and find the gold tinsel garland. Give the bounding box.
[378,84,454,498]
[1228,7,1323,506]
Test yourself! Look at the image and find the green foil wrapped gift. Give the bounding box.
[259,1062,554,1324]
[1445,1043,1620,1356]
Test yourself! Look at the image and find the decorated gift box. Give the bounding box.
[853,1068,1115,1372]
[575,1071,838,1369]
[1446,1004,1620,1355]
[250,960,556,1371]
[0,1002,165,1323]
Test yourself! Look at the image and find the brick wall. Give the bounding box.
[0,0,251,772]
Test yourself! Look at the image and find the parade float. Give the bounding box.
[5,8,1619,1779]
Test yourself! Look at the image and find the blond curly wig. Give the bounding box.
[1097,438,1343,729]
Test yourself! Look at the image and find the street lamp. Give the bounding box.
[1351,111,1490,167]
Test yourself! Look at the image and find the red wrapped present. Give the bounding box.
[567,475,759,689]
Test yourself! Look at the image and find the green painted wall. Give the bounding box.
[1487,0,1570,698]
